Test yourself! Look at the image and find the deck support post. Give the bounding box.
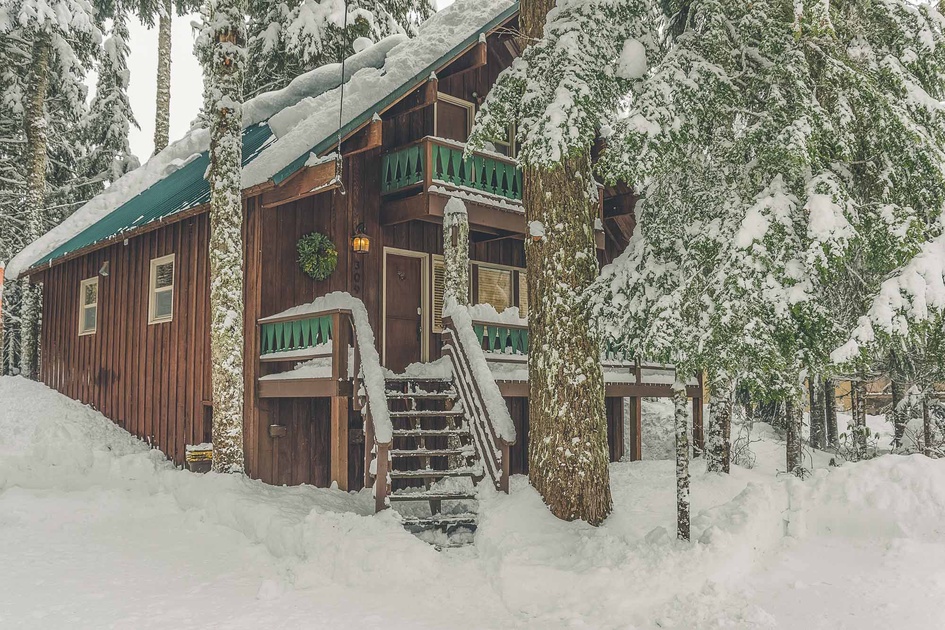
[631,396,642,461]
[331,395,349,490]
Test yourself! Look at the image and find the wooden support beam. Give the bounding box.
[260,159,340,208]
[342,117,382,156]
[438,41,488,78]
[632,396,643,461]
[385,78,438,118]
[331,395,350,491]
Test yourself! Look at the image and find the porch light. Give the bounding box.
[352,223,370,254]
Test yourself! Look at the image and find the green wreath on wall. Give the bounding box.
[297,231,338,282]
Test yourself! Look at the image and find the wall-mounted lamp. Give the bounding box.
[351,222,370,254]
[99,261,110,277]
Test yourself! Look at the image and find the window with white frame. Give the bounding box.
[78,277,98,335]
[149,254,175,323]
[435,93,475,143]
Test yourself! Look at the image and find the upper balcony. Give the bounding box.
[380,136,529,235]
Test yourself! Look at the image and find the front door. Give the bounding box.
[385,252,424,372]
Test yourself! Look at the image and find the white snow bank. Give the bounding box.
[467,303,527,326]
[242,0,515,188]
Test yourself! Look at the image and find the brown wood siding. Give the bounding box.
[39,215,212,466]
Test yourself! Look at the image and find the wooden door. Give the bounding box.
[385,253,423,372]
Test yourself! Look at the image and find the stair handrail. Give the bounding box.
[441,302,516,492]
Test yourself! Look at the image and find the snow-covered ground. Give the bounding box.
[2,376,945,629]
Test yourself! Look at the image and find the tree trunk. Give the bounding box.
[443,198,469,305]
[153,0,173,154]
[785,393,803,475]
[853,378,867,459]
[809,376,826,450]
[20,33,52,379]
[206,0,247,473]
[923,397,933,457]
[519,0,611,525]
[824,378,838,447]
[706,374,734,473]
[890,377,906,450]
[673,381,690,541]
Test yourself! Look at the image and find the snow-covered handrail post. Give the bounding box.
[441,299,516,492]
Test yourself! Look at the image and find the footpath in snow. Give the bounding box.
[2,376,945,629]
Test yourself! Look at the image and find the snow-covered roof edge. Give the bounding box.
[6,36,404,280]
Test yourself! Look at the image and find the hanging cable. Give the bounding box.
[335,1,350,196]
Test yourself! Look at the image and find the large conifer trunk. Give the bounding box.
[205,0,246,473]
[519,0,611,525]
[20,33,51,379]
[154,0,172,154]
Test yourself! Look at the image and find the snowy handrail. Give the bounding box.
[442,302,516,493]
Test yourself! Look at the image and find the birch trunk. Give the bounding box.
[206,0,246,473]
[923,398,933,457]
[824,378,838,447]
[519,0,611,525]
[891,378,906,450]
[20,33,51,379]
[785,393,803,475]
[809,377,826,450]
[672,381,690,541]
[153,0,173,154]
[706,374,734,473]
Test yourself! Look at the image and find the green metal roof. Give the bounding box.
[34,123,274,268]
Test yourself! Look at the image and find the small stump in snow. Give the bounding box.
[185,443,213,473]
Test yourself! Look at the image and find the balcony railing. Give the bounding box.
[381,137,523,202]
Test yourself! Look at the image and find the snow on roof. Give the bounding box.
[5,34,404,279]
[242,0,517,188]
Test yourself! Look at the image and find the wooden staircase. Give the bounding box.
[379,377,483,544]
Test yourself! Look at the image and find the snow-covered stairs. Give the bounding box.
[383,376,482,545]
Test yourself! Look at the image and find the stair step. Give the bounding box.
[401,514,478,527]
[390,468,478,479]
[384,376,453,384]
[390,448,469,458]
[389,491,477,501]
[385,390,456,399]
[389,409,464,418]
[392,428,469,438]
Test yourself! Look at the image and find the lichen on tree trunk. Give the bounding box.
[204,0,246,473]
[443,198,469,305]
[706,374,734,473]
[154,0,173,154]
[518,0,611,525]
[20,32,52,380]
[852,377,867,459]
[672,381,690,541]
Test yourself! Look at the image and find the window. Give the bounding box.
[149,254,175,323]
[517,271,528,318]
[488,125,517,157]
[78,277,98,335]
[435,93,475,143]
[477,265,513,313]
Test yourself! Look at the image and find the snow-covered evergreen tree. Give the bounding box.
[197,0,245,473]
[244,0,433,98]
[84,13,140,192]
[0,0,101,378]
[469,0,657,524]
[592,0,945,475]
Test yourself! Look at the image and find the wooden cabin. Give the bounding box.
[13,0,703,502]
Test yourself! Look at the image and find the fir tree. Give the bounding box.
[197,0,246,473]
[84,13,140,193]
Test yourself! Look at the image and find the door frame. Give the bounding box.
[382,247,430,368]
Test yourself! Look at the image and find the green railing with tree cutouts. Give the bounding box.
[472,322,529,355]
[260,315,333,355]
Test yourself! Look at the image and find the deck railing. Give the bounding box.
[381,137,523,202]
